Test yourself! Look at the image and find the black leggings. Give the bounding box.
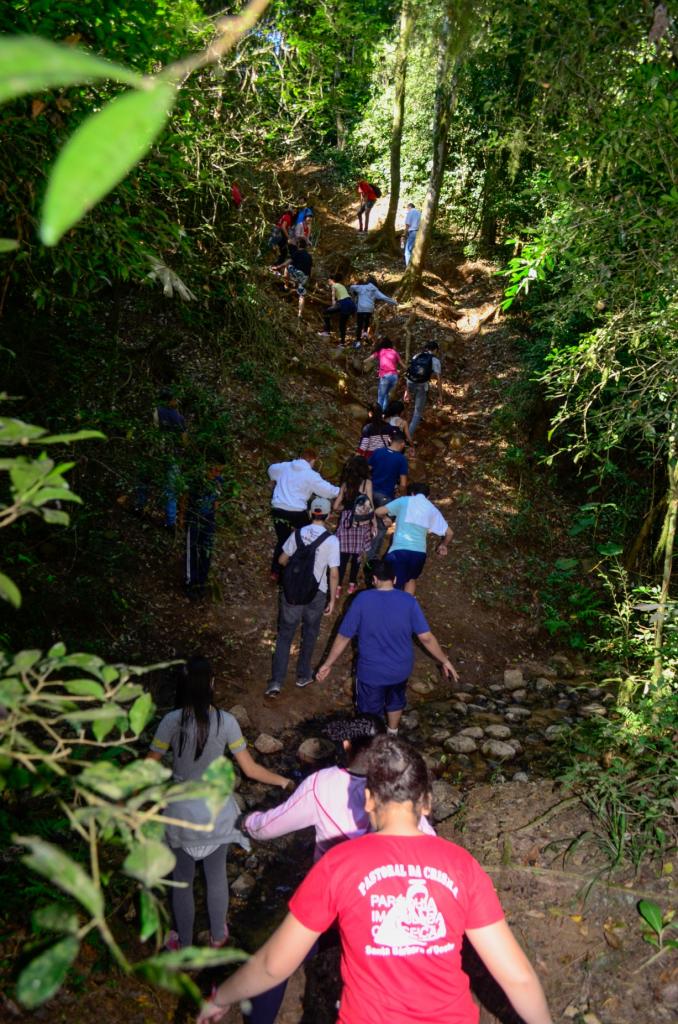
[339,552,360,585]
[323,300,355,344]
[356,311,372,340]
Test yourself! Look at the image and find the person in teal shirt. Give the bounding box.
[377,483,453,595]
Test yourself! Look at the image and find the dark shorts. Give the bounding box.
[385,549,427,588]
[356,678,407,715]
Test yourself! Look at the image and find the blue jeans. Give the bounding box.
[377,374,397,410]
[408,382,428,436]
[270,589,327,686]
[404,229,417,266]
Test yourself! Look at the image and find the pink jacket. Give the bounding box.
[244,765,435,860]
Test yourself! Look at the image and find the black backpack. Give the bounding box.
[350,491,375,526]
[370,183,382,198]
[407,351,434,383]
[282,529,330,605]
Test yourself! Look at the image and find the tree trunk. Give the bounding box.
[398,0,473,298]
[370,0,414,254]
[649,415,678,693]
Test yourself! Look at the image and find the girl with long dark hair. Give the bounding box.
[364,336,404,410]
[332,456,375,594]
[358,402,396,456]
[149,656,291,949]
[198,737,553,1024]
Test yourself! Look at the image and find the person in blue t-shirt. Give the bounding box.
[316,560,458,733]
[368,431,408,501]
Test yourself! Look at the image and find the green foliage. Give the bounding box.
[540,557,603,649]
[637,900,678,969]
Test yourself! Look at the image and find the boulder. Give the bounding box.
[450,701,469,716]
[228,704,251,730]
[579,703,607,718]
[231,872,256,897]
[254,733,283,754]
[410,676,436,696]
[511,688,528,702]
[459,726,484,739]
[535,677,555,693]
[400,711,419,731]
[485,724,512,739]
[481,739,517,760]
[544,724,567,742]
[430,728,452,743]
[512,771,529,783]
[431,779,461,822]
[549,653,575,677]
[297,737,334,764]
[503,668,525,691]
[504,707,531,723]
[444,735,478,754]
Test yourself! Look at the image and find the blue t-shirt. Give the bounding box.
[338,589,430,686]
[369,447,408,500]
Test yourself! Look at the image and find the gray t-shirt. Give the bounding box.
[151,708,248,855]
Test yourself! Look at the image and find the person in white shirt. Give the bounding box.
[267,449,339,580]
[403,202,421,267]
[266,496,340,698]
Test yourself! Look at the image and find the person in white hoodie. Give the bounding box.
[267,449,339,579]
[349,275,397,344]
[376,482,453,595]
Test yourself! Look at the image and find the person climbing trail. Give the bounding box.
[356,179,379,232]
[402,202,420,267]
[363,336,405,410]
[267,450,339,580]
[266,495,339,698]
[333,455,376,595]
[349,275,397,343]
[269,207,294,262]
[148,656,291,951]
[364,429,408,570]
[376,481,452,596]
[272,237,312,318]
[197,737,553,1024]
[357,402,397,457]
[404,340,443,438]
[316,559,457,733]
[318,274,357,346]
[183,456,223,600]
[384,399,414,446]
[134,386,188,529]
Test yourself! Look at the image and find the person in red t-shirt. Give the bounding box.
[231,182,243,209]
[197,737,553,1024]
[357,180,378,232]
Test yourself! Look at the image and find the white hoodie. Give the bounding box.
[268,458,339,511]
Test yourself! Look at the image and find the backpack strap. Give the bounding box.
[303,529,330,552]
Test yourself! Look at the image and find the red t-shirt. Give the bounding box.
[358,180,377,202]
[289,833,504,1024]
[277,211,293,231]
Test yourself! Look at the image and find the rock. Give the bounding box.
[450,701,469,716]
[485,724,512,739]
[512,771,529,782]
[430,728,451,743]
[535,676,555,693]
[544,724,567,742]
[512,688,528,702]
[422,752,440,775]
[504,706,531,721]
[503,668,525,691]
[453,691,475,702]
[488,684,503,694]
[297,737,334,764]
[254,733,283,754]
[431,779,461,822]
[231,872,256,897]
[400,711,419,730]
[228,704,251,730]
[579,703,607,718]
[444,735,478,754]
[459,726,484,739]
[481,739,517,760]
[549,653,575,677]
[506,739,523,754]
[410,677,436,696]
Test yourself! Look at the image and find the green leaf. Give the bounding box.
[597,542,624,557]
[0,417,46,445]
[638,899,663,935]
[41,83,176,246]
[32,488,82,506]
[142,945,247,971]
[47,642,66,659]
[129,691,153,736]
[18,836,103,918]
[63,679,105,698]
[0,35,142,103]
[8,649,41,673]
[32,903,79,935]
[134,962,200,1000]
[64,703,127,725]
[0,571,21,608]
[16,936,79,1009]
[91,716,116,742]
[0,238,19,252]
[139,890,161,943]
[0,677,24,706]
[40,430,105,444]
[123,840,175,887]
[79,759,169,800]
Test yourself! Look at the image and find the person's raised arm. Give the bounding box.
[465,919,553,1024]
[310,471,340,499]
[233,747,291,791]
[375,505,391,520]
[197,915,319,1023]
[316,632,352,681]
[436,526,453,557]
[244,773,318,842]
[417,630,459,683]
[332,484,346,512]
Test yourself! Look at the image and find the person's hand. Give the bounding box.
[324,601,335,617]
[441,659,459,684]
[403,391,410,403]
[196,997,229,1023]
[316,663,332,682]
[281,777,295,792]
[437,543,448,558]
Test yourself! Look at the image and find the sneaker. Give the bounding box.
[209,925,230,948]
[265,682,281,698]
[296,677,314,689]
[386,727,399,738]
[317,331,330,337]
[165,930,181,951]
[347,583,357,595]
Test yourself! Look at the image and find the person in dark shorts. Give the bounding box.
[273,238,312,317]
[316,559,457,733]
[376,482,453,596]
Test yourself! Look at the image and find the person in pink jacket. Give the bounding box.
[239,716,434,1023]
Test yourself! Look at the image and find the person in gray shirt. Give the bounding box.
[149,655,292,948]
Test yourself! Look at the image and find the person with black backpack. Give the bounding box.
[404,340,443,437]
[265,495,340,699]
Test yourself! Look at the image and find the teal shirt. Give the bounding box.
[385,497,429,553]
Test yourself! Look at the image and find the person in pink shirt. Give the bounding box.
[198,737,553,1024]
[364,337,405,410]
